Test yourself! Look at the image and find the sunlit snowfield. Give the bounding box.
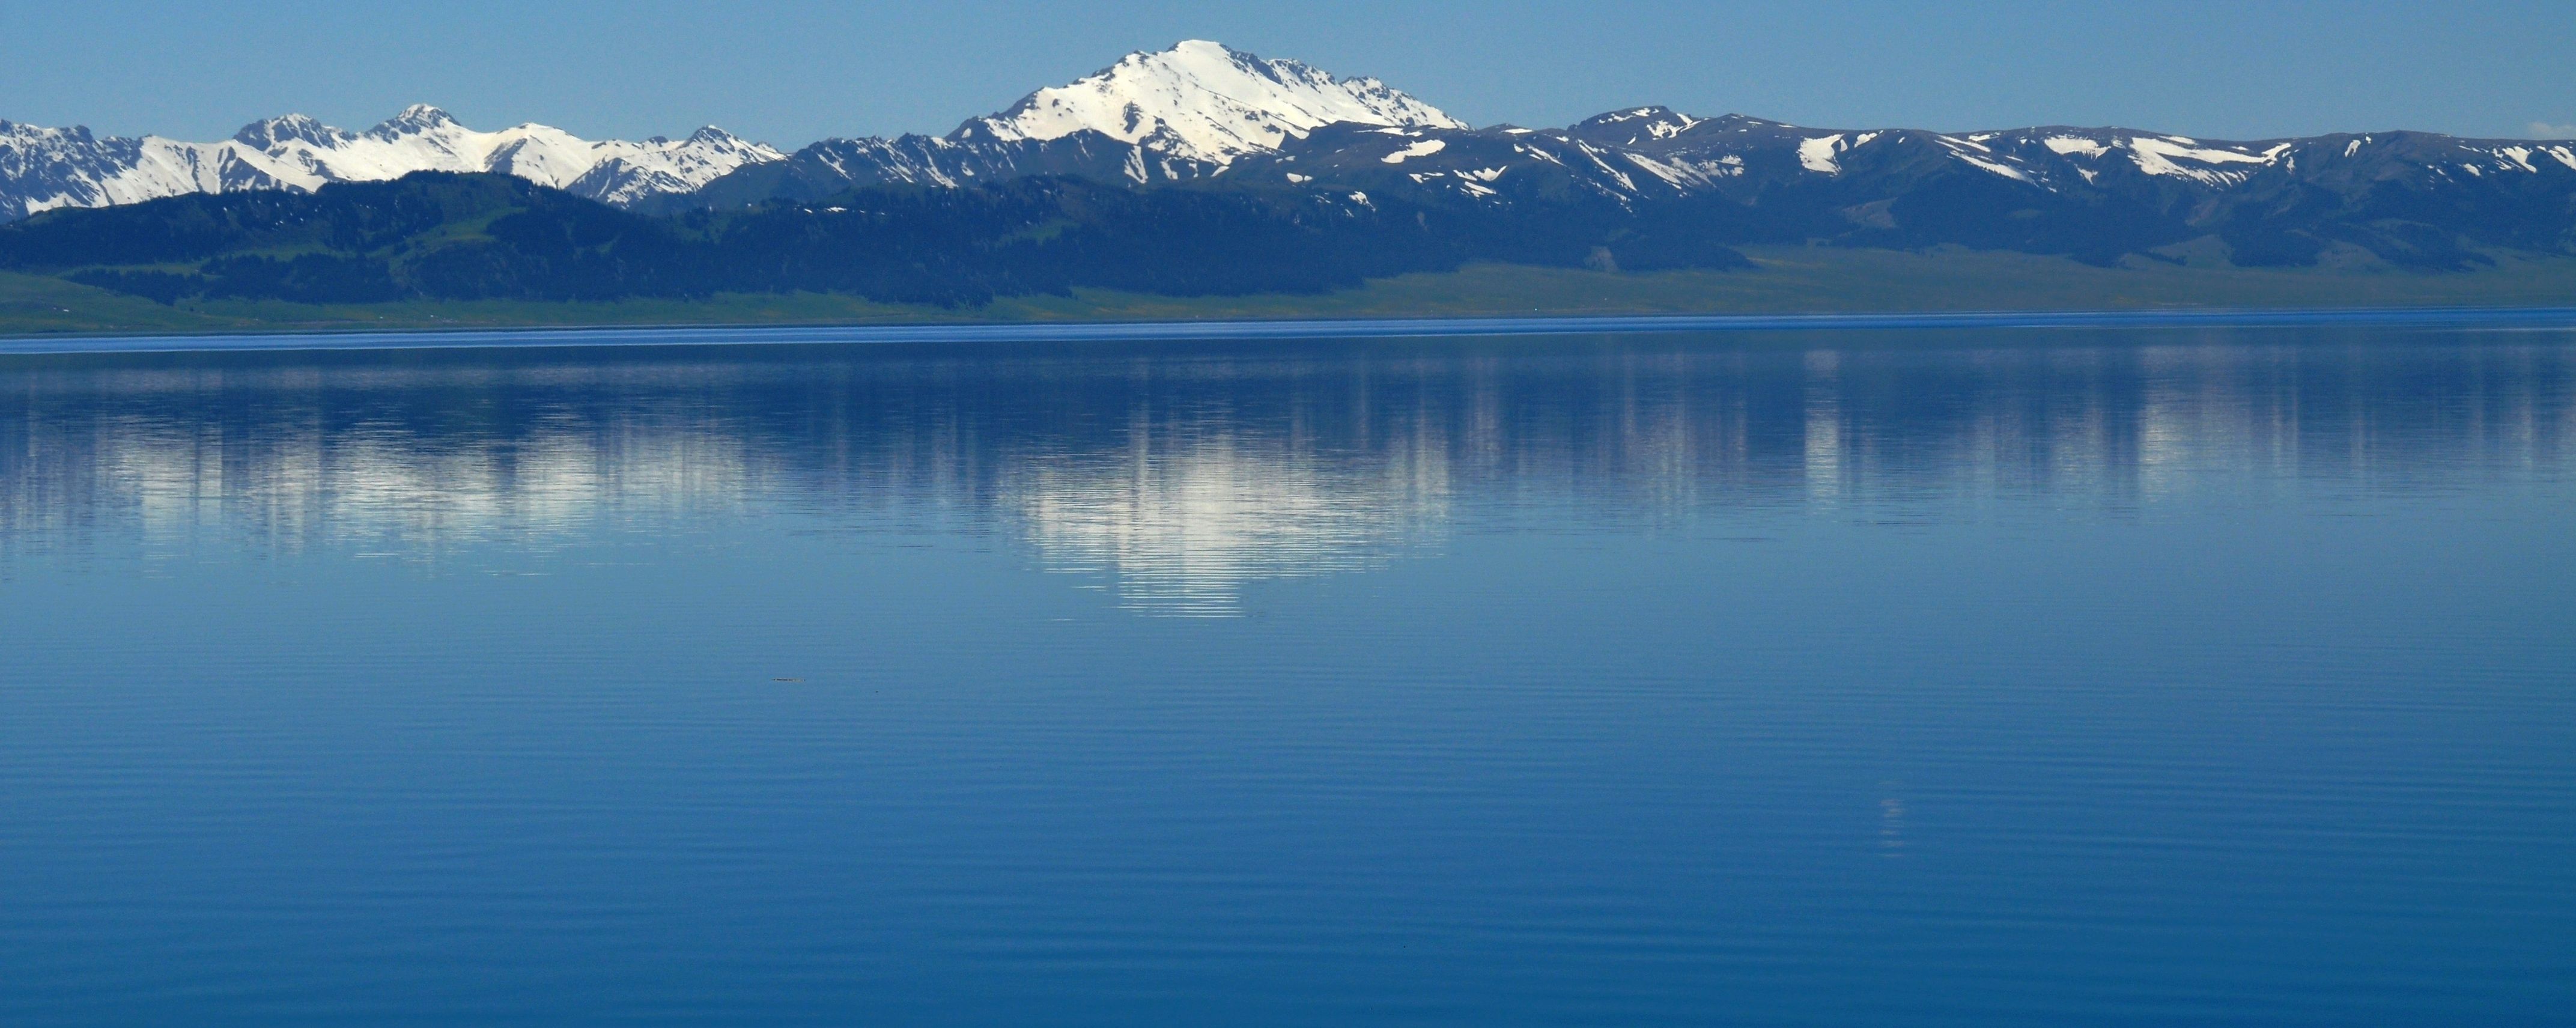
[3,328,2573,1026]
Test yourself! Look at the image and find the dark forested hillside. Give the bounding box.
[0,172,1747,307]
[5,124,2572,316]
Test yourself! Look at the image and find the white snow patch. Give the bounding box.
[1621,151,1737,187]
[1572,142,1638,191]
[1798,134,1847,173]
[2046,136,2111,159]
[1952,151,2034,183]
[1931,137,2036,183]
[2125,136,2280,186]
[1381,138,1447,163]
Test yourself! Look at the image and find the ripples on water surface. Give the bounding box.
[2,327,2572,1026]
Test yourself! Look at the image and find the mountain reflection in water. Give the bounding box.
[5,327,2576,1027]
[2,332,2569,612]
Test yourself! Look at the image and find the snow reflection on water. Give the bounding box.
[2,332,2569,612]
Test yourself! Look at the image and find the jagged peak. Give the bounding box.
[1,118,102,142]
[1578,106,1686,126]
[233,113,351,150]
[950,39,1463,165]
[372,105,460,137]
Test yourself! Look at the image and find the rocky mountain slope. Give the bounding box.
[8,40,2576,275]
[0,106,781,220]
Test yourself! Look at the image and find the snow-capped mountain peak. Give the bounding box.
[371,105,462,139]
[952,40,1466,165]
[0,108,785,220]
[232,114,351,150]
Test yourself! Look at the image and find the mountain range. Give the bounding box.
[0,105,782,216]
[5,39,2575,315]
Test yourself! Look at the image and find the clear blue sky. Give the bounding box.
[5,0,2571,145]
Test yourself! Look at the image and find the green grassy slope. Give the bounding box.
[7,245,2575,338]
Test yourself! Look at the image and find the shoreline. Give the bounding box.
[11,248,2576,346]
[7,305,2576,356]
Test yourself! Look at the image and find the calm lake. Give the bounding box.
[4,324,2572,1025]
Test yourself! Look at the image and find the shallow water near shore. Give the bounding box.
[4,326,2573,1026]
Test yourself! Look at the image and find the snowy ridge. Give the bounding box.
[1997,132,2294,188]
[952,40,1463,165]
[12,38,2576,226]
[1567,108,1706,147]
[0,107,782,219]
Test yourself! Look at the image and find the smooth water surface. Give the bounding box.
[4,327,2572,1025]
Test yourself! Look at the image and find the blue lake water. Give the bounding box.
[2,325,2572,1025]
